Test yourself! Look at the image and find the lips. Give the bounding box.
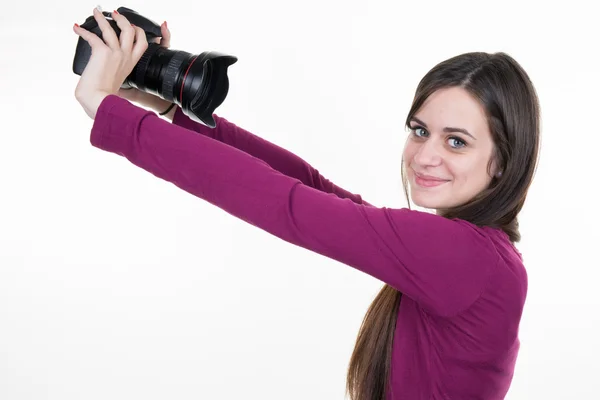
[411,170,451,188]
[414,172,449,182]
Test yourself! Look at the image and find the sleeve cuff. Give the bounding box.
[172,105,221,133]
[90,94,154,156]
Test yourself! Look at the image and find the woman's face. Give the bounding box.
[403,86,500,211]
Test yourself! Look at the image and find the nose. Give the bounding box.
[413,137,443,167]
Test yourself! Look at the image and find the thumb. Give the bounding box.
[160,21,171,48]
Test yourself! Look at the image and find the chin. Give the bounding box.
[409,188,437,207]
[411,195,445,210]
[408,183,457,210]
[409,188,469,211]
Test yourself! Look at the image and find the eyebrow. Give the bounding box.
[410,116,477,140]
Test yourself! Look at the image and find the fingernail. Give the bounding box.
[113,10,119,15]
[164,21,168,28]
[74,23,79,28]
[96,5,102,12]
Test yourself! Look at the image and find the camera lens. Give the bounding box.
[124,43,237,127]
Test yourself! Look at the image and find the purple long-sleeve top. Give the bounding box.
[89,95,527,399]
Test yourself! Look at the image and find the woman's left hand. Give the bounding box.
[73,7,149,120]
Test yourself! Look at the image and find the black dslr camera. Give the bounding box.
[72,6,237,127]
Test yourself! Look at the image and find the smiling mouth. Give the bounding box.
[413,173,450,188]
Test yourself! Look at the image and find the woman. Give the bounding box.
[73,8,540,400]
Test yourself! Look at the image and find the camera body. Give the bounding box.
[72,7,237,127]
[72,7,162,80]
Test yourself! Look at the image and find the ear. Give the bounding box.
[490,156,503,179]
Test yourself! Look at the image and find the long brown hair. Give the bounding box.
[345,52,541,400]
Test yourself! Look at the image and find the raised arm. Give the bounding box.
[171,107,371,206]
[90,95,499,317]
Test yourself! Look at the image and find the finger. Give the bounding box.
[110,10,135,52]
[131,25,149,62]
[73,23,108,52]
[160,21,171,48]
[93,7,119,50]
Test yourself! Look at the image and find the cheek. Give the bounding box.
[450,158,489,184]
[402,141,416,163]
[402,149,414,178]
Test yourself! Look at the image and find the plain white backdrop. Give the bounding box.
[1,0,598,398]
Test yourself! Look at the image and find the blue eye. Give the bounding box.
[448,137,466,148]
[409,125,467,149]
[411,127,428,137]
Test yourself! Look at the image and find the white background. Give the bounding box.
[1,0,598,399]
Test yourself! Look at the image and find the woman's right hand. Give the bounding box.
[117,21,176,118]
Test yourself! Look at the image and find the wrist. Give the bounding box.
[159,102,176,116]
[88,92,112,120]
[158,102,178,121]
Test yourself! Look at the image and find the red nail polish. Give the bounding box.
[74,23,79,28]
[113,10,119,14]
